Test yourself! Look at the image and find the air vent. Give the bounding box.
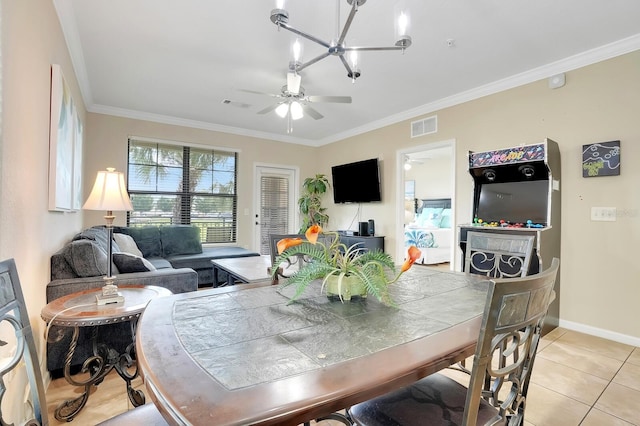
[411,115,437,138]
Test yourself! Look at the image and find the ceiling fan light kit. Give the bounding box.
[270,0,412,81]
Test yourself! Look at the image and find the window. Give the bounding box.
[127,139,238,244]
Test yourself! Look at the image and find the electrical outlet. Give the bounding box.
[591,207,617,222]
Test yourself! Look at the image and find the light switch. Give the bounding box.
[591,207,617,222]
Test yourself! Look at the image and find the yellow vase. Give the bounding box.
[325,274,367,301]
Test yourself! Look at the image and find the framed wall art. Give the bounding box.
[582,140,620,177]
[49,64,83,211]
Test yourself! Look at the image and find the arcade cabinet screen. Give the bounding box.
[475,180,549,225]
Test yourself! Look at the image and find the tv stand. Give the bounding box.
[339,235,385,253]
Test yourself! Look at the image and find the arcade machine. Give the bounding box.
[458,138,561,331]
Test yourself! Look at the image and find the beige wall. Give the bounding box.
[1,0,87,420]
[1,0,86,352]
[321,51,640,342]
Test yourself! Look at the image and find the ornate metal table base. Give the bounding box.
[53,323,144,422]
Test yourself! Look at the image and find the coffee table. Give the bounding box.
[41,285,171,421]
[211,255,273,286]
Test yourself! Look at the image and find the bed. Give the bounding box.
[404,198,452,265]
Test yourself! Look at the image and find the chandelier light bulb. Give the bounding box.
[397,12,409,36]
[349,51,358,69]
[275,103,289,118]
[290,101,304,120]
[276,0,285,9]
[292,39,302,62]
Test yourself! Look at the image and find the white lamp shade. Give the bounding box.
[290,101,303,120]
[275,103,289,118]
[83,167,133,211]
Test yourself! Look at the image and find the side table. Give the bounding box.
[41,285,171,422]
[211,255,272,287]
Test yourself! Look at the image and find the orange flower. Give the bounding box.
[401,246,421,272]
[277,238,303,254]
[305,224,322,244]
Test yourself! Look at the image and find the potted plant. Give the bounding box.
[272,225,421,305]
[298,174,330,233]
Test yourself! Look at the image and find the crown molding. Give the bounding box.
[316,34,640,146]
[88,104,318,146]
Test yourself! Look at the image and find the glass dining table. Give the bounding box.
[135,266,489,425]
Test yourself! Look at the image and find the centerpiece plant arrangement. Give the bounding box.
[272,225,421,306]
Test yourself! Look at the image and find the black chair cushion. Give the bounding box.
[349,373,498,426]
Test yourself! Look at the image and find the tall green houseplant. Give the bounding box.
[298,174,330,233]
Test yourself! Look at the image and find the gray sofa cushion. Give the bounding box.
[118,226,162,258]
[160,225,202,257]
[51,247,78,280]
[74,227,120,254]
[145,257,173,269]
[63,240,108,277]
[166,247,260,270]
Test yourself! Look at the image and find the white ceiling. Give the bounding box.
[54,0,640,147]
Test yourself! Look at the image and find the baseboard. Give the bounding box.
[559,319,640,347]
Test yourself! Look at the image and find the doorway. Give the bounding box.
[254,165,299,254]
[396,140,456,269]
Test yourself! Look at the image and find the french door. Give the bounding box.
[254,165,298,254]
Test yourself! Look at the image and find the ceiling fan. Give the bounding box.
[241,72,352,133]
[404,154,424,171]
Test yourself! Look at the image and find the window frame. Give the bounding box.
[126,138,239,244]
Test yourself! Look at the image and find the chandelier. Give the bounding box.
[270,0,412,82]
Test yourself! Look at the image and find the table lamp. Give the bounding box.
[83,167,133,305]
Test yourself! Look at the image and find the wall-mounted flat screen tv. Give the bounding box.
[331,158,381,203]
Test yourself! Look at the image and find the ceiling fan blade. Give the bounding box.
[257,103,281,115]
[302,104,324,120]
[239,89,281,98]
[307,95,352,104]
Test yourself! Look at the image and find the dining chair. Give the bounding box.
[348,258,560,426]
[269,233,333,283]
[0,258,48,425]
[464,231,535,278]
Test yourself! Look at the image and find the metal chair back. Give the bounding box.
[268,233,332,283]
[0,258,48,426]
[465,231,535,278]
[462,257,559,424]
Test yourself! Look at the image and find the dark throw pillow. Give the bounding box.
[112,253,156,273]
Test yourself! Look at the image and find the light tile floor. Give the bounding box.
[45,327,640,425]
